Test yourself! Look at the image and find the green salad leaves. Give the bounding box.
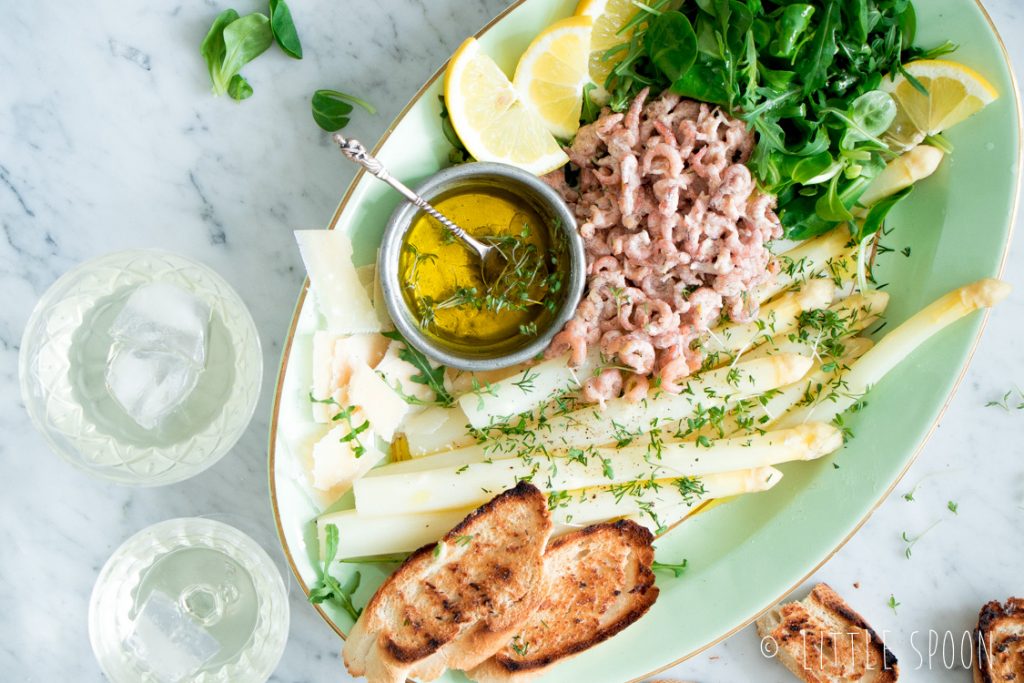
[312,90,377,132]
[598,0,956,240]
[200,0,302,100]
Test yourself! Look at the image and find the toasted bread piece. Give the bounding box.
[467,520,659,683]
[974,597,1024,683]
[756,583,898,683]
[343,481,552,683]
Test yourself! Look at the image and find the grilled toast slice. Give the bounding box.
[466,520,659,683]
[974,597,1024,683]
[756,583,899,683]
[343,481,552,683]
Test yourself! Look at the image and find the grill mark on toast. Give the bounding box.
[474,519,659,677]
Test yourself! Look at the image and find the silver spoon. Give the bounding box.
[332,134,507,285]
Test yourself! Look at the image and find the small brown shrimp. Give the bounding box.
[582,368,624,407]
[547,320,588,366]
[616,333,656,375]
[637,298,680,337]
[659,357,692,394]
[622,374,650,403]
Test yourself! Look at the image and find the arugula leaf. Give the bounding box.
[269,0,303,59]
[308,524,363,622]
[580,83,602,126]
[311,90,376,132]
[857,186,913,242]
[382,331,454,407]
[797,0,838,95]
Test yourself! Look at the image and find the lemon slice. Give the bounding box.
[881,59,999,151]
[444,37,568,175]
[513,15,593,139]
[576,0,641,103]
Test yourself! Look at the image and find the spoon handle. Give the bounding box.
[332,134,487,256]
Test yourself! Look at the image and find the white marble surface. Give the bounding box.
[1,1,1022,681]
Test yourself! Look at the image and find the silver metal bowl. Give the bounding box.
[378,162,585,371]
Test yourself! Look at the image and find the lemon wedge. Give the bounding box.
[881,59,999,151]
[575,0,642,103]
[513,15,593,139]
[444,37,568,175]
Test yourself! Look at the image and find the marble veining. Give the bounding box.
[1,1,1022,681]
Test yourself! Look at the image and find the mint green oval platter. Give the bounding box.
[269,1,1020,680]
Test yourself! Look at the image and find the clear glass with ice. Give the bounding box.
[89,518,290,683]
[19,250,262,485]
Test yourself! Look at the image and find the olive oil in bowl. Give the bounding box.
[399,185,564,350]
[379,162,584,370]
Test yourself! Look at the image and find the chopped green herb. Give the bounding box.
[901,520,942,559]
[947,500,958,515]
[887,594,900,614]
[510,635,529,657]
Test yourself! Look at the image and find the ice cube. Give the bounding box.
[105,283,211,429]
[110,282,210,366]
[125,590,220,682]
[106,346,201,430]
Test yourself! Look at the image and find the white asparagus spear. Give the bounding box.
[353,423,840,517]
[858,145,944,208]
[457,349,602,430]
[365,353,813,477]
[318,466,783,560]
[559,466,784,534]
[705,279,834,360]
[774,278,1011,429]
[755,229,854,304]
[742,290,888,362]
[694,337,874,440]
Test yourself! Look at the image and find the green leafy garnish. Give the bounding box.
[200,11,274,99]
[311,89,377,132]
[580,83,602,125]
[887,594,900,614]
[652,558,688,577]
[947,500,958,515]
[308,524,362,621]
[268,0,302,59]
[382,331,455,407]
[308,393,370,457]
[334,405,370,458]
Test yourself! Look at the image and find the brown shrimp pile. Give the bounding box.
[543,88,783,404]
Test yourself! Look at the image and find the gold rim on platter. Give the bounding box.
[267,0,1022,677]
